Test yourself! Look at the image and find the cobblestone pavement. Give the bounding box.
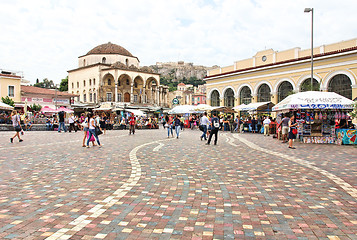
[0,128,356,240]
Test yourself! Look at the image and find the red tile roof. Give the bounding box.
[21,85,78,97]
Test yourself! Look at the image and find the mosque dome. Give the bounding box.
[86,42,134,57]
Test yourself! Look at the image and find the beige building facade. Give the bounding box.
[0,70,22,103]
[68,42,169,108]
[205,38,357,108]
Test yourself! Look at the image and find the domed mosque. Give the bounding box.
[68,42,169,110]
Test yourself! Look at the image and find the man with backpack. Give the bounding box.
[206,113,220,145]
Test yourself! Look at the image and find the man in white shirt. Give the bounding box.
[263,116,271,136]
[199,112,210,141]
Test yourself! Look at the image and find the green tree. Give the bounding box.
[30,103,42,112]
[1,96,15,107]
[59,76,68,92]
[300,81,320,92]
[350,102,357,120]
[33,78,55,89]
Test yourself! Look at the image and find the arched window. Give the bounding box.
[278,81,294,102]
[257,84,271,102]
[210,90,220,107]
[83,59,86,66]
[77,82,79,88]
[126,79,129,85]
[89,79,92,86]
[240,86,252,105]
[134,82,138,88]
[102,57,106,64]
[328,74,352,99]
[118,80,121,86]
[118,93,122,102]
[93,78,96,85]
[108,79,111,85]
[72,83,74,89]
[300,78,319,92]
[93,93,96,102]
[224,88,235,108]
[83,80,86,87]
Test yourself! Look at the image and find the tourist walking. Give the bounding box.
[281,114,290,143]
[68,113,77,132]
[199,112,209,141]
[233,115,239,132]
[129,113,136,135]
[100,114,107,135]
[86,113,101,148]
[174,115,181,138]
[263,116,271,136]
[82,115,89,147]
[288,115,298,149]
[58,110,67,133]
[10,110,23,143]
[165,115,173,138]
[206,113,219,145]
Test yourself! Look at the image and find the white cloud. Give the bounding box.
[0,0,356,84]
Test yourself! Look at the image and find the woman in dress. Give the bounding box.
[100,113,107,135]
[288,115,298,149]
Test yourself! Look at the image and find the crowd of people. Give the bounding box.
[7,108,357,148]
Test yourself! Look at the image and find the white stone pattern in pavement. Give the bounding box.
[227,134,357,200]
[45,139,171,240]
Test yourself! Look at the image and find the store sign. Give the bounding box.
[297,97,342,104]
[53,99,69,104]
[172,98,179,105]
[32,98,43,102]
[299,103,351,109]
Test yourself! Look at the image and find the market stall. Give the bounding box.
[272,91,355,144]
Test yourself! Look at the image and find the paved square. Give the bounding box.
[1,129,356,239]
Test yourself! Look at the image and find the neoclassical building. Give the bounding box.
[68,42,169,107]
[205,38,357,108]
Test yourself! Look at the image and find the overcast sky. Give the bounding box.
[1,0,356,84]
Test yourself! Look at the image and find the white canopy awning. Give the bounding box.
[0,102,14,110]
[168,105,196,114]
[126,109,146,116]
[272,91,355,111]
[232,103,247,111]
[193,104,214,111]
[239,101,274,111]
[93,106,112,111]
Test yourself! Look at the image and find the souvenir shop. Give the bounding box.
[295,109,349,144]
[273,91,355,144]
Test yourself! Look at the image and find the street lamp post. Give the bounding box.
[304,7,314,91]
[55,84,58,110]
